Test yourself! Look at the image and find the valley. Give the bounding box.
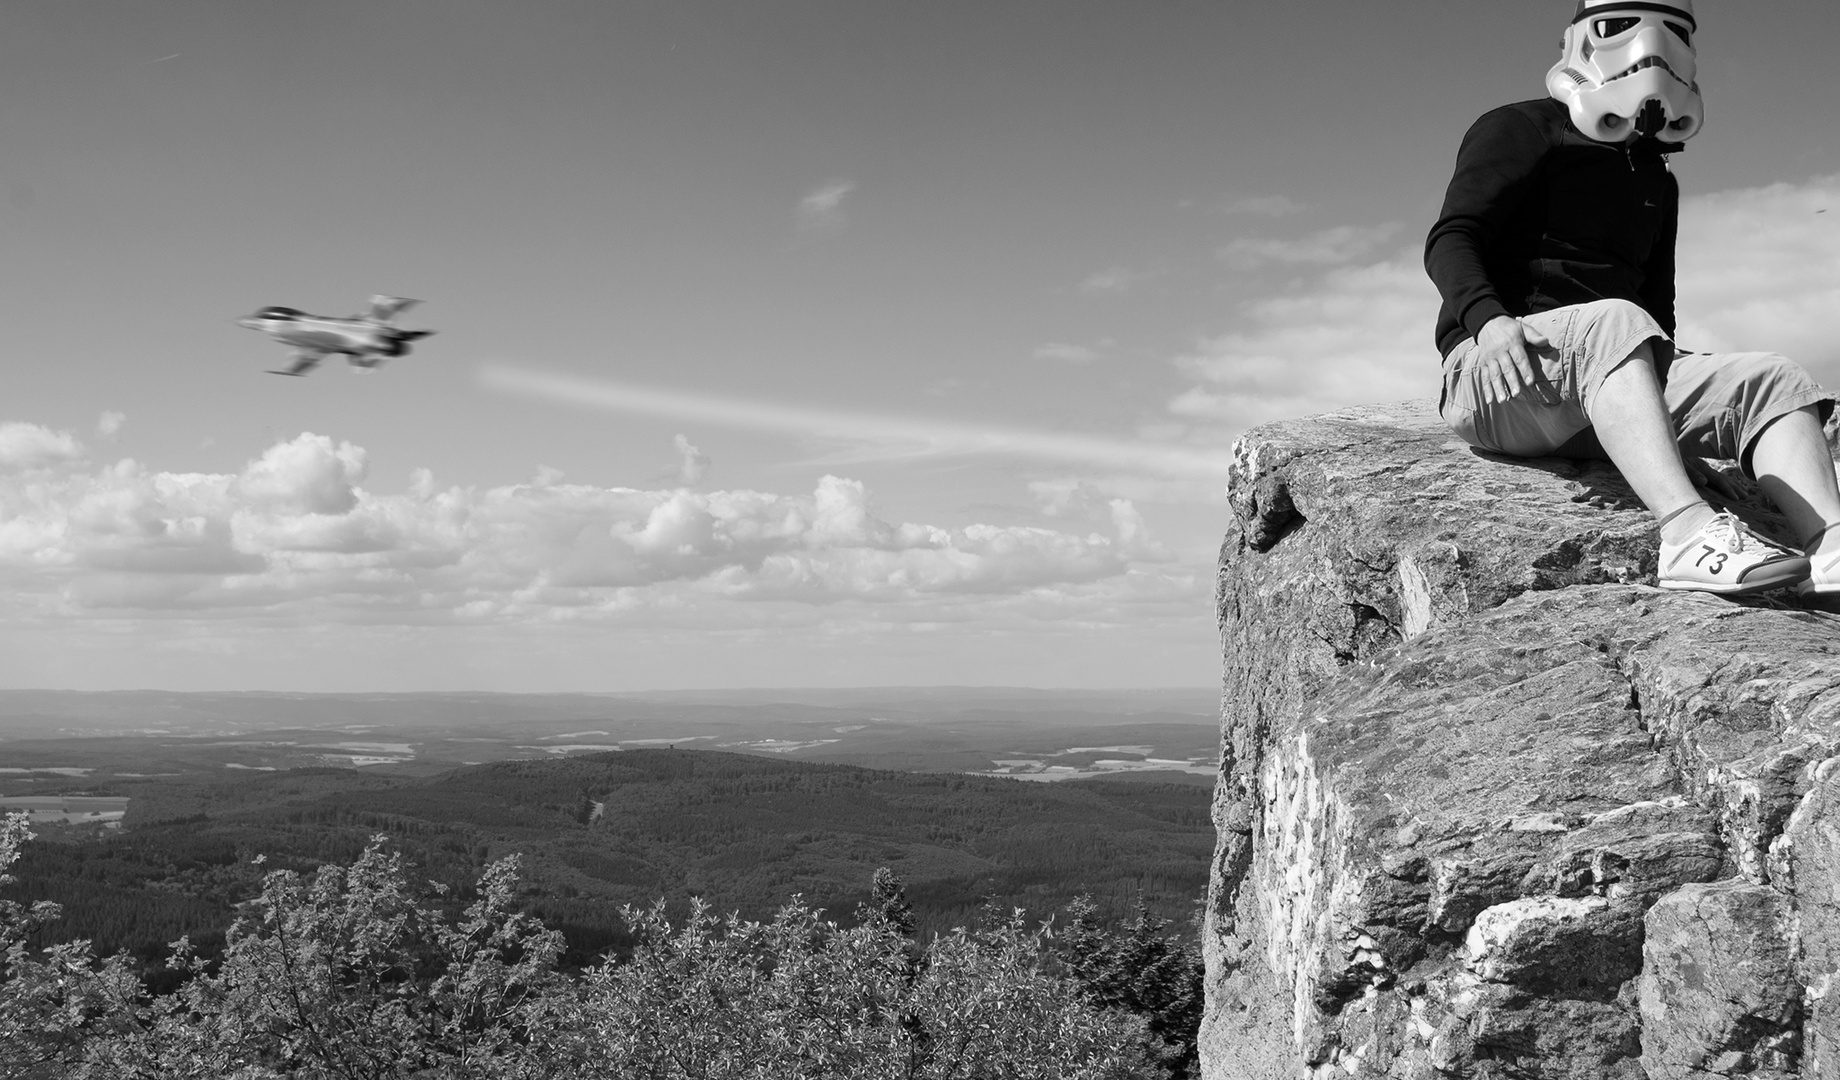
[0,688,1221,977]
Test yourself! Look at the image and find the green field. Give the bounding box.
[0,796,129,825]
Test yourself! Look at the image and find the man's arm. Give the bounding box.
[1425,107,1557,404]
[1639,170,1680,341]
[1424,107,1549,343]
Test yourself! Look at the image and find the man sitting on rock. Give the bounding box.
[1425,0,1840,597]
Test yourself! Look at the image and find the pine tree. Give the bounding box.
[1056,895,1204,1079]
[865,866,915,936]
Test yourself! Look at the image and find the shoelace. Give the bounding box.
[1705,512,1804,559]
[1700,512,1747,552]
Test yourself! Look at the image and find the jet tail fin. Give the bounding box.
[366,295,421,323]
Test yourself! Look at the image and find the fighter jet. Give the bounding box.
[237,295,435,376]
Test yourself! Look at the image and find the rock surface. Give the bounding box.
[1203,401,1840,1079]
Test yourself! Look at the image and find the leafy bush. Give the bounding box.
[1,822,1188,1079]
[2,813,145,1079]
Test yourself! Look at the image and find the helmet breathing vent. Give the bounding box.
[1562,68,1589,85]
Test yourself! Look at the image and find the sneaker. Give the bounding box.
[1658,512,1810,596]
[1796,524,1840,597]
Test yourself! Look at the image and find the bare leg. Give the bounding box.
[1585,344,1711,542]
[1750,406,1840,554]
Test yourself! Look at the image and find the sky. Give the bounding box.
[2,1,1839,692]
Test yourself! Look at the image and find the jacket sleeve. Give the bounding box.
[1424,107,1548,342]
[1638,170,1679,339]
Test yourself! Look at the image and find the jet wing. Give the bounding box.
[365,295,420,323]
[268,349,328,376]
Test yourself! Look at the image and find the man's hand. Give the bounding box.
[1474,315,1559,406]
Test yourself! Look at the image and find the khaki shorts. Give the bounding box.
[1439,298,1835,474]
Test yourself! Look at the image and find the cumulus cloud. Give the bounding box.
[97,412,126,438]
[798,178,856,231]
[1675,174,1840,386]
[0,427,1174,627]
[1108,499,1168,562]
[1167,251,1439,433]
[234,434,367,516]
[0,422,83,470]
[672,434,710,486]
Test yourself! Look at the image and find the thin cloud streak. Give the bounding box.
[478,365,1233,478]
[798,178,856,231]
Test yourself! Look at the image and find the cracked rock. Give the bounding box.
[1203,402,1840,1080]
[1464,896,1641,992]
[1639,879,1801,1079]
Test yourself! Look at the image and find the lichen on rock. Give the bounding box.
[1203,401,1840,1079]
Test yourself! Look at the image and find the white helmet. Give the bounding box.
[1546,0,1702,143]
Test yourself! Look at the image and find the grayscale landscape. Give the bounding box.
[5,2,1839,1077]
[0,686,1219,792]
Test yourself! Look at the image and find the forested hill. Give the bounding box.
[11,748,1212,971]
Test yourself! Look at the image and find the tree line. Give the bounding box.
[12,750,1212,974]
[1,812,1202,1079]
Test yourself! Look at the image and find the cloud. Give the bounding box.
[1216,194,1307,217]
[798,178,856,231]
[97,412,126,438]
[0,423,83,470]
[1030,479,1104,518]
[1107,499,1168,561]
[1674,174,1840,386]
[1219,224,1401,269]
[479,365,1235,478]
[1032,342,1101,364]
[672,434,710,486]
[234,434,366,516]
[0,426,1183,628]
[1166,250,1440,434]
[1078,266,1150,296]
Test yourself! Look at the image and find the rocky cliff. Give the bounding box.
[1203,401,1840,1079]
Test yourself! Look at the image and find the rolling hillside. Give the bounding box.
[9,748,1213,972]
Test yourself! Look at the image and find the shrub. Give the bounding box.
[1,812,145,1080]
[2,829,1176,1079]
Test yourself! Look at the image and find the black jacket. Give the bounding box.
[1425,98,1680,359]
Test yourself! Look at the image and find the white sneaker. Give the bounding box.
[1796,524,1840,597]
[1658,512,1809,596]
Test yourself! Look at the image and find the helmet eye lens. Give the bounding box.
[1588,15,1692,46]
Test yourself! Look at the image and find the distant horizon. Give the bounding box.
[0,682,1222,749]
[0,685,1220,709]
[0,684,1216,691]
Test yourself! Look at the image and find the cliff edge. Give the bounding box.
[1204,400,1840,1079]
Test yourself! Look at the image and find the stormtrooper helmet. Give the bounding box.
[1546,0,1702,143]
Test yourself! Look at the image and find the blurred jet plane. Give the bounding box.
[238,295,435,376]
